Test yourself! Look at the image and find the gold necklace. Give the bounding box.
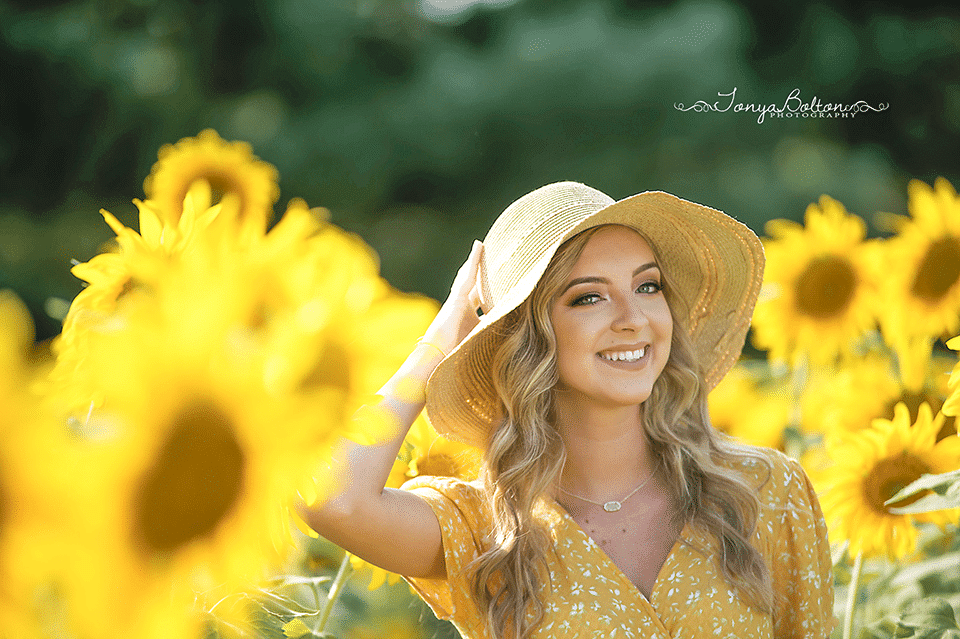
[558,460,660,512]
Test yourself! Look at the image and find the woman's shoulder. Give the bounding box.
[400,475,490,540]
[401,474,485,504]
[717,444,808,497]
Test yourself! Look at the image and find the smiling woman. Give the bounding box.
[300,181,836,639]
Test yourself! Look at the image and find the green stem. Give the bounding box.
[789,357,808,424]
[316,552,353,634]
[843,551,864,639]
[783,356,809,459]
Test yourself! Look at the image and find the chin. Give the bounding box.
[602,391,653,407]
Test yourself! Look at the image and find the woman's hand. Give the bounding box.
[421,240,484,354]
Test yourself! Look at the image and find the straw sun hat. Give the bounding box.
[425,181,764,449]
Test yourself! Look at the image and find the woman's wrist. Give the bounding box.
[380,340,445,405]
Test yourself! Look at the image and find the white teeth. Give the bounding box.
[601,347,646,362]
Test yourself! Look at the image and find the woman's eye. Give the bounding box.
[637,281,662,294]
[571,293,602,306]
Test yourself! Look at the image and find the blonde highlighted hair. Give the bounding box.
[468,225,773,639]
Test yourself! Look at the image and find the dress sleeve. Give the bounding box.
[764,452,837,639]
[399,475,487,622]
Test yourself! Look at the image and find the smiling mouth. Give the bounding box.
[599,347,647,363]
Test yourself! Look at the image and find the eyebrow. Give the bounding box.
[560,262,660,295]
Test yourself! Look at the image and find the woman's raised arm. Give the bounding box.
[298,240,483,580]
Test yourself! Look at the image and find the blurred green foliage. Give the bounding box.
[1,0,958,342]
[225,535,461,639]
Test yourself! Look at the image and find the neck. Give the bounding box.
[552,397,656,503]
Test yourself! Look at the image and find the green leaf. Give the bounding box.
[886,470,960,513]
[897,598,960,634]
[890,550,960,586]
[859,618,900,638]
[282,619,313,638]
[889,492,960,514]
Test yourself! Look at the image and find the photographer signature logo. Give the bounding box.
[674,88,889,124]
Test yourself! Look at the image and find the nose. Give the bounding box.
[610,294,649,332]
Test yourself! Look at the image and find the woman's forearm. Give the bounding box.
[301,342,442,523]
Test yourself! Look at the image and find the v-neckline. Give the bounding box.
[544,496,690,605]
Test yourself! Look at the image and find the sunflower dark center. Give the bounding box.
[175,171,246,220]
[116,276,148,302]
[793,256,858,319]
[206,173,240,208]
[911,236,960,303]
[248,300,269,331]
[133,400,246,553]
[862,453,931,514]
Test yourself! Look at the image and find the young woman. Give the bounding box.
[301,182,835,639]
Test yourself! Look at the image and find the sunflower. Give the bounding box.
[890,339,957,441]
[815,402,960,559]
[707,363,791,450]
[799,352,898,438]
[51,196,440,620]
[404,415,483,482]
[876,178,960,343]
[143,128,279,229]
[49,184,226,418]
[226,199,440,449]
[751,195,880,366]
[0,292,77,638]
[59,259,347,639]
[800,339,957,441]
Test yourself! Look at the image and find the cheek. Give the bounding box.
[656,301,674,336]
[654,303,674,360]
[553,319,582,363]
[551,316,596,382]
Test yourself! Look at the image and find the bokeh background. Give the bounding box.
[2,0,958,344]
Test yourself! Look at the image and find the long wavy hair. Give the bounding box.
[468,225,773,639]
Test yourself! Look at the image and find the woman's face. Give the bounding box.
[549,225,673,409]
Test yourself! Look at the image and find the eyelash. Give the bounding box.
[570,281,663,306]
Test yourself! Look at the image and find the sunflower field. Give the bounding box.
[1,128,959,638]
[3,1,960,636]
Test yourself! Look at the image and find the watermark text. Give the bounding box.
[674,88,889,124]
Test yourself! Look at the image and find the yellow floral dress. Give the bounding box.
[402,449,836,638]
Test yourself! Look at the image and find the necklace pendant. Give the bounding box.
[603,501,622,512]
